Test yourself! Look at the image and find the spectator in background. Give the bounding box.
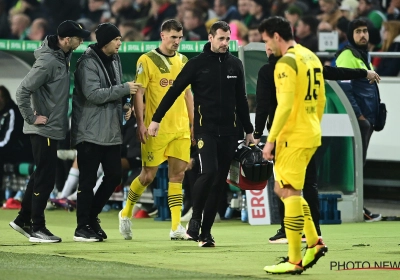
[143,0,177,41]
[285,5,303,30]
[8,0,43,21]
[123,28,144,41]
[229,20,248,45]
[376,21,400,76]
[331,16,350,66]
[183,8,208,41]
[111,0,136,25]
[27,18,48,41]
[213,0,241,23]
[0,0,11,38]
[296,15,319,52]
[248,0,269,27]
[43,0,81,34]
[339,0,359,20]
[387,0,400,20]
[118,20,139,38]
[317,0,342,28]
[237,0,252,26]
[10,13,31,39]
[0,85,32,202]
[247,24,262,42]
[82,0,111,25]
[318,20,333,33]
[357,0,386,30]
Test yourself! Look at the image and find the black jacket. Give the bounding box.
[254,59,368,138]
[153,42,253,136]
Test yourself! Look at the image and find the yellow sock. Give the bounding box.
[283,196,304,264]
[121,177,147,218]
[168,182,183,231]
[301,197,319,247]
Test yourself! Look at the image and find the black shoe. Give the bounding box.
[198,233,215,247]
[269,228,287,244]
[74,225,103,242]
[90,217,107,240]
[186,219,201,242]
[29,227,62,243]
[364,211,382,222]
[9,218,31,238]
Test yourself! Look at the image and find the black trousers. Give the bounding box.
[191,134,237,236]
[19,135,58,231]
[358,119,373,165]
[277,154,321,235]
[76,142,121,229]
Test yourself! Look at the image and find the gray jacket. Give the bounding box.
[71,45,130,147]
[16,35,71,140]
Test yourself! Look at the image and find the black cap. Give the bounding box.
[57,20,91,38]
[95,23,121,48]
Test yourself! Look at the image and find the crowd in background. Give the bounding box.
[0,0,400,76]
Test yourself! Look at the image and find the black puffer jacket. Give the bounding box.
[153,42,253,136]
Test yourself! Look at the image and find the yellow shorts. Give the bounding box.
[274,145,317,190]
[142,131,191,167]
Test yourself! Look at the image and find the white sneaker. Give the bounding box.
[118,210,132,240]
[170,224,188,240]
[180,207,193,222]
[57,150,77,160]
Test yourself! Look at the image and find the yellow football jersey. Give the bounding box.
[267,44,326,148]
[135,49,190,134]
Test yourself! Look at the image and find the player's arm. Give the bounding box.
[267,59,296,143]
[152,60,195,123]
[134,57,150,143]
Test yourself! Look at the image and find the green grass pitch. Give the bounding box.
[1,209,399,279]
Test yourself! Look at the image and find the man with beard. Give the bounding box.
[336,18,382,222]
[10,20,90,243]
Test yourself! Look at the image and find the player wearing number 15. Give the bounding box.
[259,17,327,274]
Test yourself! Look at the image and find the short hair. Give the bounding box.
[209,21,230,36]
[187,8,205,22]
[300,15,319,35]
[248,24,260,31]
[258,16,293,41]
[161,19,183,32]
[0,85,11,103]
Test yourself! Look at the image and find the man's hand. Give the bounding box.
[148,121,160,137]
[137,123,149,144]
[245,133,255,145]
[366,70,381,84]
[127,82,142,95]
[263,142,275,161]
[124,107,132,121]
[253,138,261,145]
[358,115,366,120]
[33,111,48,125]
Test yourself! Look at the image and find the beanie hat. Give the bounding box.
[95,23,121,48]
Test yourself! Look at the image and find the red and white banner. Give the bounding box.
[246,188,271,225]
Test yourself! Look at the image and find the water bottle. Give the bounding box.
[224,193,239,219]
[241,194,248,222]
[122,97,131,125]
[122,186,129,208]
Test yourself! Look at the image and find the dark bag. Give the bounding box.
[374,102,387,132]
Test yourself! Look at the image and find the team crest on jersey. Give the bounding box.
[197,139,204,149]
[137,63,144,75]
[147,152,154,162]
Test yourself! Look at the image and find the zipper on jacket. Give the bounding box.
[198,105,203,126]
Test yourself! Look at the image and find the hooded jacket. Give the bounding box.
[71,44,130,147]
[153,42,253,136]
[335,21,380,124]
[16,35,71,140]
